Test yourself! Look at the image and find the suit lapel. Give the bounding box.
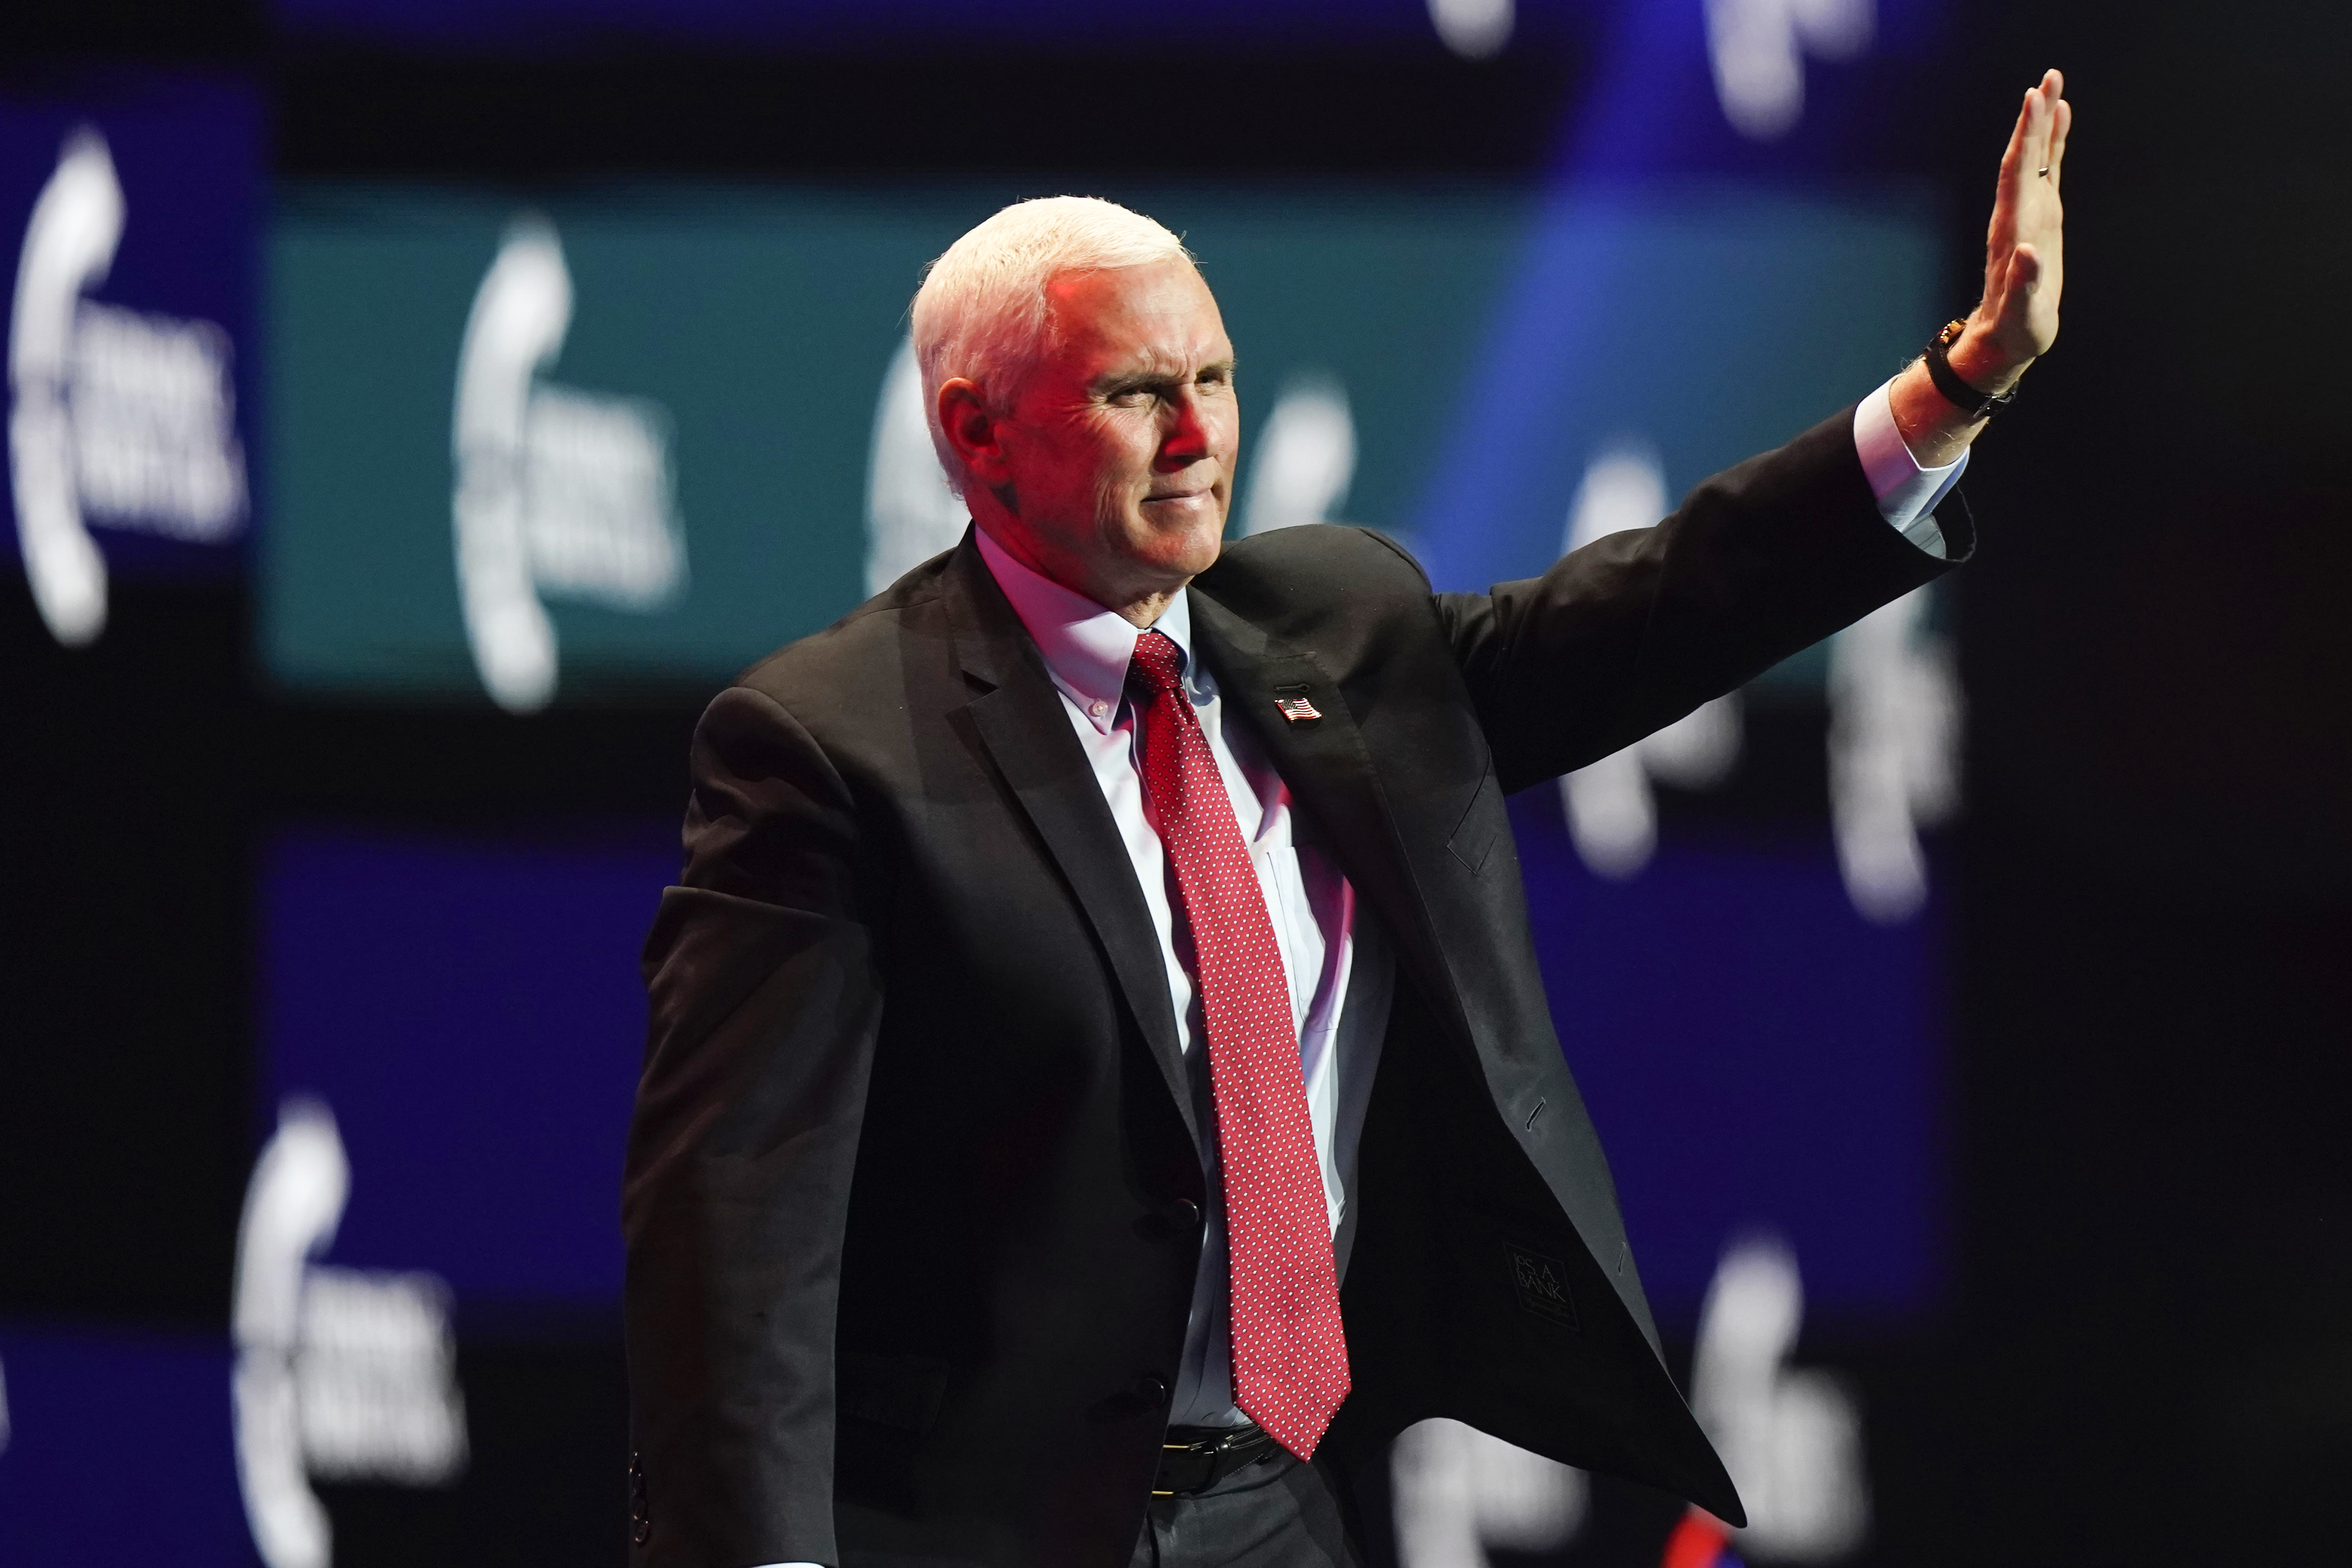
[1186,588,1464,1050]
[942,541,1201,1151]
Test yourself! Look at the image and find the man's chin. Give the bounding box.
[1162,535,1224,584]
[1120,512,1225,580]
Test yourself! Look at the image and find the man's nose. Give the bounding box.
[1156,386,1217,468]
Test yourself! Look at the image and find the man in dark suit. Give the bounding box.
[623,72,2072,1568]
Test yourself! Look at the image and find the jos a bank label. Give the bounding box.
[1509,1244,1580,1330]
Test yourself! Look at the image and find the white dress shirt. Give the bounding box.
[755,384,1961,1565]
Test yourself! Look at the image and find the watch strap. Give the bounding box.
[1923,319,2015,420]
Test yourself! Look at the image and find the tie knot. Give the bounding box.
[1129,628,1186,701]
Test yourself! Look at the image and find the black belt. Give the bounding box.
[1152,1420,1282,1497]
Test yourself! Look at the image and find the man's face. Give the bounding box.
[978,258,1238,610]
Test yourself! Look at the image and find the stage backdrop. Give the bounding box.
[263,181,1939,709]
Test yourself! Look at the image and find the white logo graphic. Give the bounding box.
[8,127,248,646]
[1691,1235,1870,1560]
[1705,0,1876,140]
[1391,1416,1588,1566]
[1428,0,1515,60]
[1826,587,1959,924]
[1557,443,1744,878]
[864,334,968,598]
[1553,442,1958,918]
[233,1098,467,1568]
[1240,373,1357,538]
[453,217,687,714]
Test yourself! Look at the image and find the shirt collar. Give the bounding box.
[973,526,1195,736]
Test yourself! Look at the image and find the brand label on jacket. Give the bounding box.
[1509,1244,1580,1330]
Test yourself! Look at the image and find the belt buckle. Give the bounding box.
[1150,1433,1217,1498]
[1151,1423,1272,1498]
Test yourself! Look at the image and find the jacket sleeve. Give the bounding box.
[624,682,883,1568]
[1431,406,1973,795]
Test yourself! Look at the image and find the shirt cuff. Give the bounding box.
[1854,377,1967,560]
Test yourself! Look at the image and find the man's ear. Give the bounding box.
[936,378,1011,490]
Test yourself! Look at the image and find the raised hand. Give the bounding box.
[1890,70,2072,465]
[1962,68,2070,391]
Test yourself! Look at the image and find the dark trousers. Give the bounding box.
[1127,1450,1363,1568]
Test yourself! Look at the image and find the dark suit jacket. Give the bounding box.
[623,408,1969,1567]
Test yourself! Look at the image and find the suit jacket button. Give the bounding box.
[1133,1375,1170,1407]
[1161,1199,1202,1232]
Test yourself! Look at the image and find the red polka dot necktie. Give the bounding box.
[1128,629,1350,1459]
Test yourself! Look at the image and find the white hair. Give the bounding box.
[911,195,1193,494]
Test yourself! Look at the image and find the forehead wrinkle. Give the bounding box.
[1125,344,1194,379]
[1039,264,1233,393]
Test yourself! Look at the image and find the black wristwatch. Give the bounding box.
[1922,319,2016,420]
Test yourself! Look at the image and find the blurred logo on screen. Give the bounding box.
[1557,443,1745,879]
[1828,588,1958,924]
[233,1098,467,1568]
[7,127,249,646]
[1705,0,1875,140]
[1553,441,1957,922]
[453,217,688,713]
[1391,1415,1589,1566]
[864,333,966,598]
[1690,1234,1869,1560]
[1240,372,1358,538]
[1427,0,1514,60]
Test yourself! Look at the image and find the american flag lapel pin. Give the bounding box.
[1274,689,1322,725]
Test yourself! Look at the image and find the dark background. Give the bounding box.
[5,1,2348,1562]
